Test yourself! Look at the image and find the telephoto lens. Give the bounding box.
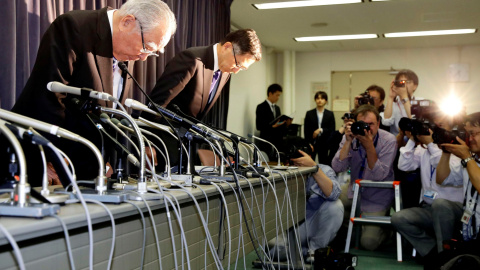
[351,120,370,136]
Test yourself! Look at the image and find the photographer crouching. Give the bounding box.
[332,104,398,251]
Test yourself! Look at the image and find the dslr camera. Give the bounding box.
[351,120,370,136]
[399,100,436,137]
[357,91,375,106]
[432,126,468,145]
[394,80,406,87]
[341,112,355,120]
[281,136,313,162]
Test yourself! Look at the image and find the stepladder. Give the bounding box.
[345,179,403,262]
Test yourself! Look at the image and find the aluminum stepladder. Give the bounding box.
[344,179,403,262]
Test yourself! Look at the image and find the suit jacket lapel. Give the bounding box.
[94,7,114,108]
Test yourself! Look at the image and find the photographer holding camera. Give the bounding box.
[332,104,397,251]
[433,112,480,268]
[268,150,343,263]
[391,112,463,266]
[383,69,420,136]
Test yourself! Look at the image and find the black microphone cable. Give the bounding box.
[119,62,188,173]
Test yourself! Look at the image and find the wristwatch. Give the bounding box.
[461,156,475,168]
[400,98,409,104]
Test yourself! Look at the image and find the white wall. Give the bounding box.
[295,45,480,126]
[228,45,480,138]
[226,46,277,138]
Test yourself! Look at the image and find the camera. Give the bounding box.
[394,80,406,87]
[399,117,434,137]
[399,100,438,138]
[432,126,468,145]
[282,136,313,161]
[341,112,355,120]
[351,120,370,136]
[357,92,374,106]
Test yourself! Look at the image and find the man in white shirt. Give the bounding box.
[382,69,420,136]
[392,113,464,262]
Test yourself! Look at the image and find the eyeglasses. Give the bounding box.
[468,131,480,138]
[232,48,247,71]
[139,24,159,57]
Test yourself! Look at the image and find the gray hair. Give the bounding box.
[118,0,177,34]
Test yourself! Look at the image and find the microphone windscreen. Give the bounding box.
[121,119,131,127]
[111,118,121,126]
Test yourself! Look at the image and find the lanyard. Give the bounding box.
[463,180,479,240]
[430,165,436,183]
[358,133,379,179]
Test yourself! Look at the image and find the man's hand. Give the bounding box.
[356,128,374,149]
[392,81,409,99]
[389,81,398,100]
[290,150,316,167]
[47,162,62,186]
[417,129,434,145]
[344,121,355,142]
[313,128,322,138]
[145,146,158,170]
[441,137,471,160]
[272,120,285,128]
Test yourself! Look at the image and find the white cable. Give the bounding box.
[124,201,146,270]
[134,192,163,270]
[211,182,232,270]
[50,215,75,270]
[0,223,26,270]
[46,142,94,270]
[85,199,116,270]
[148,188,191,270]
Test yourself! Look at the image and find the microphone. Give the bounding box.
[99,113,140,156]
[47,81,113,101]
[0,108,105,191]
[248,133,281,166]
[124,98,220,141]
[95,123,140,168]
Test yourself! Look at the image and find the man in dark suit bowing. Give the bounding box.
[304,91,336,165]
[255,84,291,161]
[149,29,262,120]
[9,0,177,186]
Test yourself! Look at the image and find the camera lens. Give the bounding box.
[351,120,370,136]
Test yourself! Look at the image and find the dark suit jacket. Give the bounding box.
[10,7,134,185]
[304,108,336,164]
[149,45,231,120]
[256,101,285,156]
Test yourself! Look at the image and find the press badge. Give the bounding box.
[423,190,437,200]
[461,201,475,225]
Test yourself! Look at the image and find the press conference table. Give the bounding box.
[0,167,315,270]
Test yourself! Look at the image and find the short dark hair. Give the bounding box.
[366,85,385,101]
[222,29,262,61]
[267,83,282,95]
[314,91,328,101]
[465,112,480,127]
[353,104,380,122]
[395,69,419,86]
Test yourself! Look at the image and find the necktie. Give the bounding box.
[208,70,221,105]
[112,57,119,72]
[272,104,276,118]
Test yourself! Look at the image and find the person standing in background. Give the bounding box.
[304,91,336,165]
[256,83,290,160]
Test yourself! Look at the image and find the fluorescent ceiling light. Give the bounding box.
[253,0,362,10]
[295,34,378,42]
[384,29,476,38]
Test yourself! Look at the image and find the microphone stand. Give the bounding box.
[0,119,60,217]
[99,107,163,200]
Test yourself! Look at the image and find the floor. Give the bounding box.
[230,236,423,270]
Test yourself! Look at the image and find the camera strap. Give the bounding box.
[461,180,479,241]
[358,133,379,179]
